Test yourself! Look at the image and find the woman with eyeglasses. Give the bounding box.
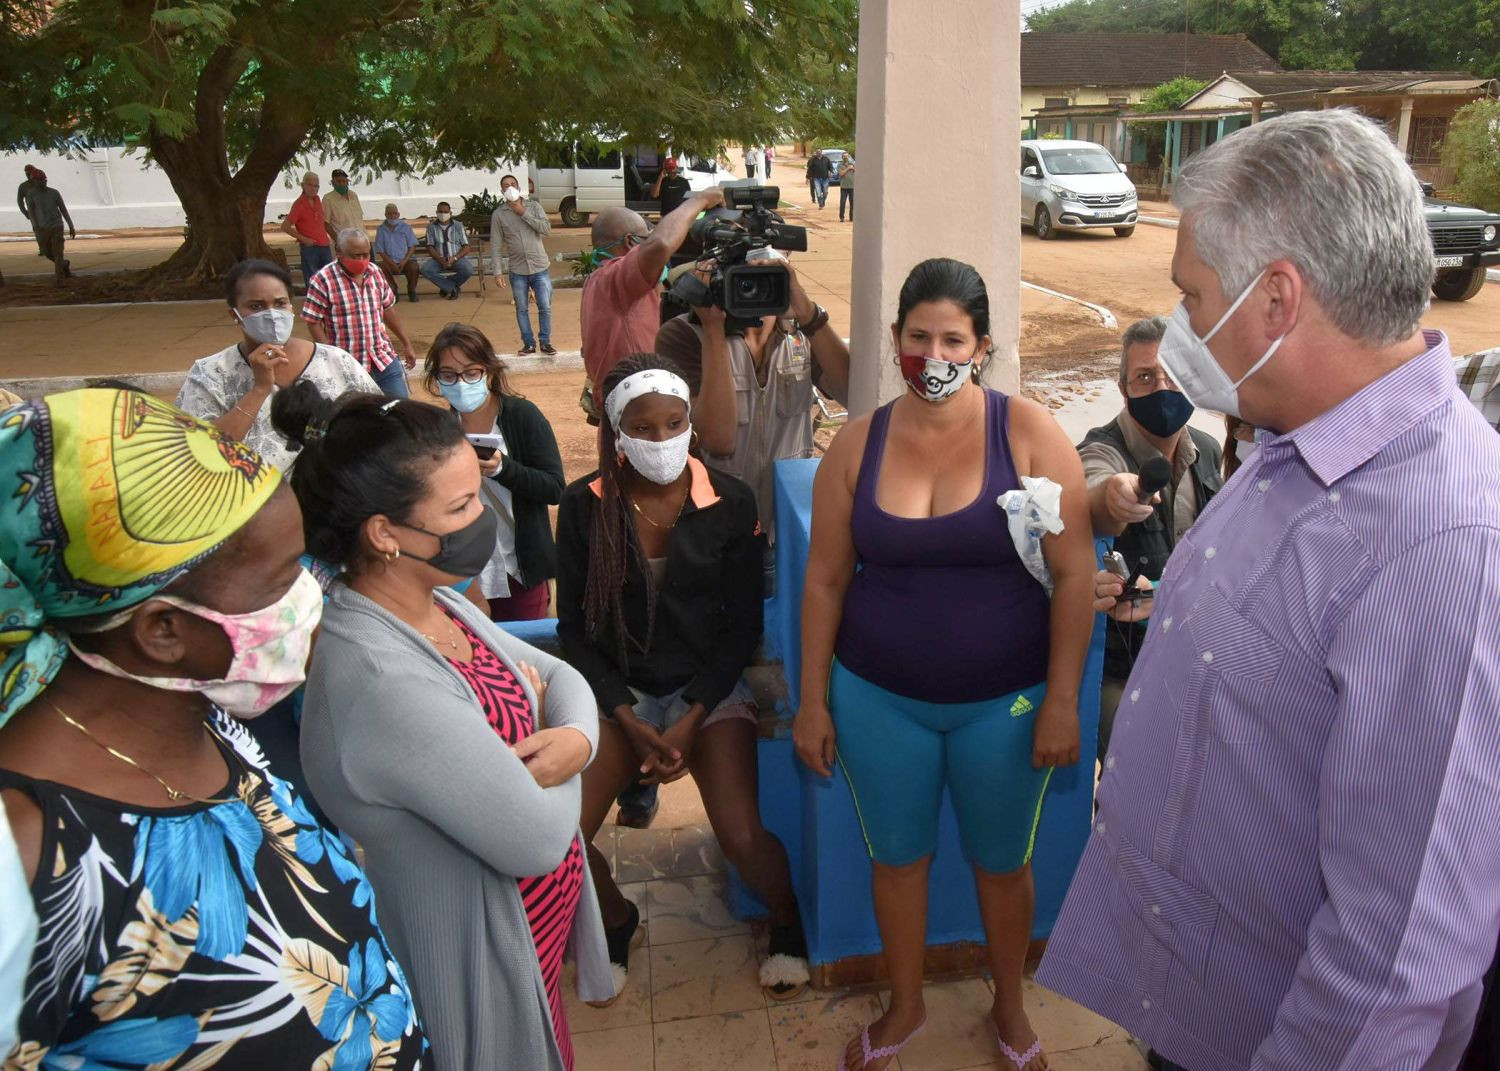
[424,323,564,621]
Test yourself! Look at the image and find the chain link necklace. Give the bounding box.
[48,699,243,806]
[627,488,690,530]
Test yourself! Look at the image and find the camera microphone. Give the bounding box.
[1137,456,1172,505]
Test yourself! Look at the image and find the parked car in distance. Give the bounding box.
[820,148,850,185]
[1421,182,1500,302]
[1020,139,1139,239]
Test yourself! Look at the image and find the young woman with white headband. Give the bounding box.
[556,352,810,1001]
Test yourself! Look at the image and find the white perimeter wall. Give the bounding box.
[0,146,526,232]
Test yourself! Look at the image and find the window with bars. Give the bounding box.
[1409,116,1449,165]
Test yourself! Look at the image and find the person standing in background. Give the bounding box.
[650,157,692,220]
[15,165,44,256]
[763,145,774,179]
[491,174,556,356]
[744,145,761,179]
[22,170,74,282]
[807,151,832,209]
[281,172,333,286]
[322,167,365,244]
[838,157,856,222]
[301,229,418,398]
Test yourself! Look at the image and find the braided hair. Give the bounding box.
[584,352,691,668]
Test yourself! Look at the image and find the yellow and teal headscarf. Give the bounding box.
[0,389,281,725]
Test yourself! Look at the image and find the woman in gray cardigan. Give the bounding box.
[272,383,612,1071]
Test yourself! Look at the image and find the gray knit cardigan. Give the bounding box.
[300,584,612,1071]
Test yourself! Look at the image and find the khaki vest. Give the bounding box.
[684,320,815,534]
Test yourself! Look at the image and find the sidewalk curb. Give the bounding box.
[1020,280,1117,330]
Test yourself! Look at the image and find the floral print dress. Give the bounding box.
[1,715,426,1070]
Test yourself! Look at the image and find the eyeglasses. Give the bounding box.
[602,231,650,253]
[1127,368,1177,392]
[434,368,488,385]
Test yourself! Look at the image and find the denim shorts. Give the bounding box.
[619,678,758,732]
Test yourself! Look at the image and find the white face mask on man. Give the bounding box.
[1157,268,1289,418]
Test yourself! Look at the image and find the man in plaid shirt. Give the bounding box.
[1457,347,1500,433]
[302,228,418,397]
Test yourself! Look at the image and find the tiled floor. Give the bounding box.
[567,779,1148,1071]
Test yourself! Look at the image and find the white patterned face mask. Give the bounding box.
[618,427,692,485]
[70,569,323,718]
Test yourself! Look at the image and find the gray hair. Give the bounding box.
[1172,109,1432,347]
[1119,315,1168,385]
[336,227,368,252]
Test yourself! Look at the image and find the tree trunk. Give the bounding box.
[141,45,313,288]
[148,155,282,284]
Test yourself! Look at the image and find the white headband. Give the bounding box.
[604,369,692,432]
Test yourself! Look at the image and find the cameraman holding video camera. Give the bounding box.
[654,188,851,532]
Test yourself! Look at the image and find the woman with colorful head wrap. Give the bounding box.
[0,388,426,1069]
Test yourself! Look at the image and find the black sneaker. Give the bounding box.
[587,899,643,1008]
[540,343,557,355]
[761,913,810,1000]
[518,344,537,356]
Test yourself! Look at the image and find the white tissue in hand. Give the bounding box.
[997,476,1065,595]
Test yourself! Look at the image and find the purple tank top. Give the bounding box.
[834,388,1051,703]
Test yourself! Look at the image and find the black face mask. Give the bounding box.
[1126,388,1195,438]
[397,505,498,578]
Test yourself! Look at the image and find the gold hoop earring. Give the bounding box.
[384,549,400,564]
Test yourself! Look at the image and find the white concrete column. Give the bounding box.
[1396,96,1416,157]
[848,0,1021,414]
[1250,99,1263,124]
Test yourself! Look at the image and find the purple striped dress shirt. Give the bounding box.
[1038,332,1500,1071]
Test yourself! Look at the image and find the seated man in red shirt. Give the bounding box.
[579,187,723,422]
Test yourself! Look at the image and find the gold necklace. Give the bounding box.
[422,612,463,651]
[628,488,689,530]
[48,700,241,806]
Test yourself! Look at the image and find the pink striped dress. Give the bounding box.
[444,612,585,1070]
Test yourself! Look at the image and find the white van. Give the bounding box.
[1019,139,1139,239]
[529,144,721,227]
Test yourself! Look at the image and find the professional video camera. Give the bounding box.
[668,185,808,325]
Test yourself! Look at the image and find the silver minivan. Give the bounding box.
[1020,139,1139,239]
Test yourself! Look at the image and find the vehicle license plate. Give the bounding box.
[1434,256,1465,268]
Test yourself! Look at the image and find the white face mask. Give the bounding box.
[1156,268,1288,418]
[68,570,324,718]
[502,186,522,202]
[436,211,452,222]
[1235,437,1259,463]
[618,428,691,485]
[236,307,295,347]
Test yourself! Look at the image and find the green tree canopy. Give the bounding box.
[1442,99,1500,210]
[1025,0,1500,75]
[1,0,858,285]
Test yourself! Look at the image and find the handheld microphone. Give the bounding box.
[1136,456,1173,505]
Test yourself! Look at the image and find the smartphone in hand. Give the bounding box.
[466,433,502,461]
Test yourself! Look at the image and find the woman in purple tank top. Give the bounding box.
[793,259,1096,1071]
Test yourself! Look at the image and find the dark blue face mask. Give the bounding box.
[1127,388,1195,438]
